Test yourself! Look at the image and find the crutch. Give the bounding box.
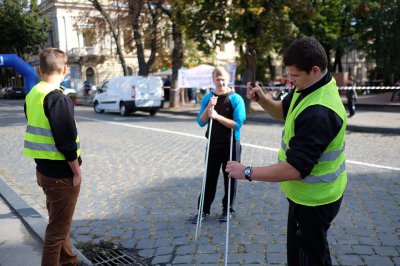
[195,104,214,241]
[224,128,234,266]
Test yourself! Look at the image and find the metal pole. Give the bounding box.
[225,128,234,266]
[195,114,214,241]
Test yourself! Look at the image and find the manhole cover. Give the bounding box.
[80,241,150,266]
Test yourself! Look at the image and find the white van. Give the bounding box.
[93,76,164,116]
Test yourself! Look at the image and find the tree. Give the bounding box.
[87,0,129,76]
[288,0,346,72]
[158,1,189,107]
[354,0,400,84]
[0,0,49,57]
[229,1,299,81]
[185,0,302,82]
[129,0,162,76]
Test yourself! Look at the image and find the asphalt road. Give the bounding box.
[1,100,399,265]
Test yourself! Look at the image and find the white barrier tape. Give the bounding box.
[162,86,400,91]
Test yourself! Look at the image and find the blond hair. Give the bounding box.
[212,66,230,81]
[39,48,68,75]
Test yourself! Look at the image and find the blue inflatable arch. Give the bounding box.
[0,54,38,93]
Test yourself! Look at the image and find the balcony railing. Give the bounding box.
[67,47,111,57]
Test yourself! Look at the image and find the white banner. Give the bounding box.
[177,64,236,88]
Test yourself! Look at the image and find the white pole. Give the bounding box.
[225,128,234,266]
[195,115,214,241]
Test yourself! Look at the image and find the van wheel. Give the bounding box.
[149,110,157,116]
[94,102,104,113]
[120,102,129,116]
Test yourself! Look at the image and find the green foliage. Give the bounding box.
[353,0,400,84]
[288,0,356,71]
[0,0,50,56]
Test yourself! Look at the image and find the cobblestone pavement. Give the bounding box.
[1,101,399,265]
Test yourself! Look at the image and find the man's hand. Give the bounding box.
[246,82,264,101]
[209,108,220,120]
[73,174,82,187]
[226,161,246,179]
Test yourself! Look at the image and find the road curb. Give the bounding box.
[0,177,93,266]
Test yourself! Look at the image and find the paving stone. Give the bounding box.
[172,255,193,264]
[243,253,266,264]
[266,252,286,264]
[266,243,285,253]
[138,248,155,258]
[155,246,174,256]
[136,238,156,249]
[363,255,394,266]
[152,254,172,264]
[194,253,221,264]
[373,246,399,256]
[175,244,196,255]
[352,245,375,255]
[337,254,364,265]
[378,233,400,246]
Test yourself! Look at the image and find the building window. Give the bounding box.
[82,28,96,47]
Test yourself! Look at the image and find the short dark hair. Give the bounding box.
[283,37,328,73]
[39,48,68,75]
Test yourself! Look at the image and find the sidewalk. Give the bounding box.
[0,177,93,266]
[0,196,41,266]
[159,91,400,135]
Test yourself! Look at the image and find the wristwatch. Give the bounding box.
[243,166,253,182]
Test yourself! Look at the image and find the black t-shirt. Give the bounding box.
[25,89,82,178]
[282,73,343,178]
[206,91,235,145]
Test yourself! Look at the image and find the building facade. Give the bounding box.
[39,0,140,93]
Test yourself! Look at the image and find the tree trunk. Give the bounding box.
[130,0,159,76]
[170,21,183,108]
[333,47,343,73]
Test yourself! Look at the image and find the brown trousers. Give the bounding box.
[36,171,81,266]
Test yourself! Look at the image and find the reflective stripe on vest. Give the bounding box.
[26,125,53,137]
[281,136,345,163]
[303,161,346,184]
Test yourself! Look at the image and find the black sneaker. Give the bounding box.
[191,212,210,224]
[219,210,233,223]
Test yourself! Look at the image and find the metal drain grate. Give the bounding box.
[79,241,150,266]
[91,249,149,266]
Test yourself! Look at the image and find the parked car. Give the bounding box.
[3,87,26,99]
[93,76,164,116]
[0,87,7,99]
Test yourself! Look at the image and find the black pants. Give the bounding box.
[197,141,241,214]
[287,196,343,266]
[347,97,356,116]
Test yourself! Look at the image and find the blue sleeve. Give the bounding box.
[196,92,213,127]
[230,93,246,140]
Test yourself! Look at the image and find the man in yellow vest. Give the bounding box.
[24,48,82,266]
[226,37,347,266]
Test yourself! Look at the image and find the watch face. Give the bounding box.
[244,167,251,176]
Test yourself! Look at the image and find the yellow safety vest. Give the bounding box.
[24,81,80,160]
[278,78,347,206]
